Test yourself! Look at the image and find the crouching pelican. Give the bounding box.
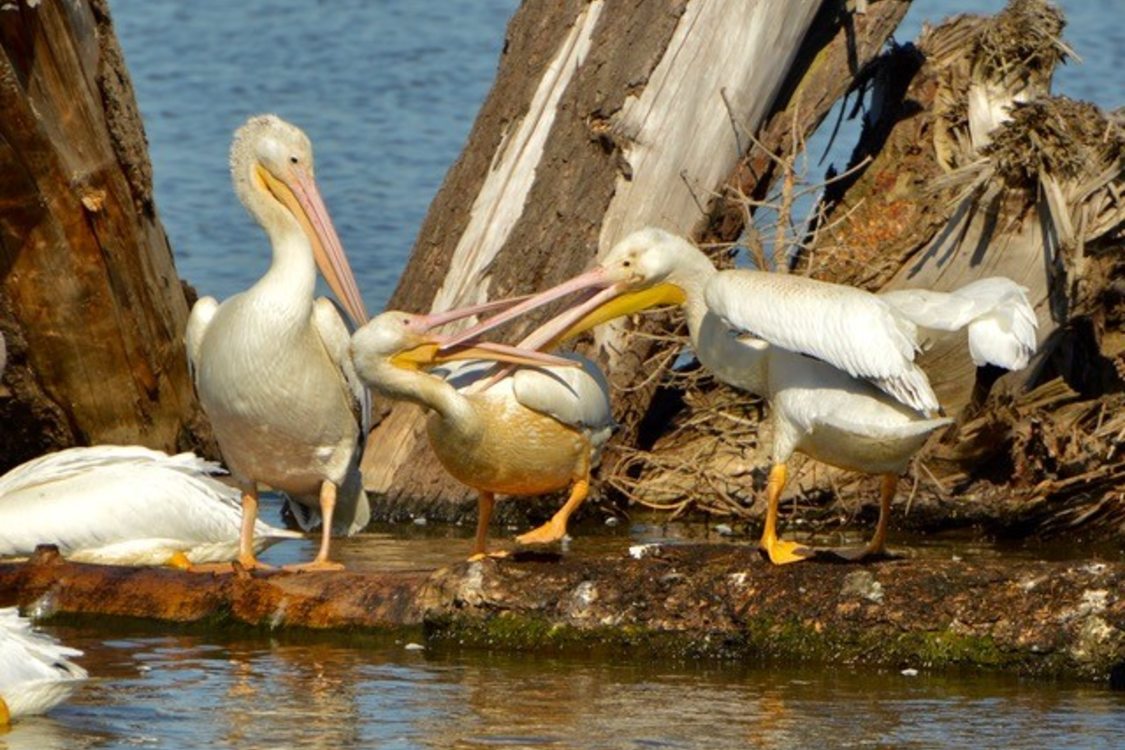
[0,608,87,725]
[350,308,614,560]
[445,228,1037,564]
[0,446,300,567]
[186,115,370,571]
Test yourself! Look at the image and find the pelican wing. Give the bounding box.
[512,353,616,446]
[704,271,939,413]
[0,446,299,564]
[312,298,371,436]
[880,278,1038,370]
[185,295,219,385]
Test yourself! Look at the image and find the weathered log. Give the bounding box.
[0,0,210,469]
[363,0,910,518]
[2,546,1122,684]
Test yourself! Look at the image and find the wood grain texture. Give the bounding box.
[0,0,211,467]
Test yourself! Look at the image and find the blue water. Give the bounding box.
[2,623,1121,750]
[113,0,519,310]
[111,0,1122,315]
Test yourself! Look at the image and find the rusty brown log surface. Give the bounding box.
[0,0,211,468]
[2,546,1122,684]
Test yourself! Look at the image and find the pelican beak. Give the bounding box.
[390,305,580,371]
[527,281,687,349]
[391,340,579,371]
[256,163,369,326]
[440,266,686,352]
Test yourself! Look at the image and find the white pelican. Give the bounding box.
[350,309,615,559]
[0,607,87,725]
[0,446,300,567]
[446,227,1037,564]
[186,115,370,571]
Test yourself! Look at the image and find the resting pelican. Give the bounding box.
[446,227,1037,564]
[0,607,87,725]
[350,309,615,559]
[0,446,300,567]
[186,115,370,571]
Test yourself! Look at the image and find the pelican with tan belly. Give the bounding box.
[350,309,614,559]
[445,227,1037,564]
[186,115,370,571]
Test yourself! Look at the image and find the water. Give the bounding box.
[1,622,1120,750]
[112,0,521,310]
[12,1,1118,747]
[110,0,1122,314]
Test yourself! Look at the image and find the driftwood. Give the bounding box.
[0,0,210,469]
[2,546,1122,685]
[363,0,910,519]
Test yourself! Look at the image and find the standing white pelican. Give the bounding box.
[0,446,300,567]
[186,115,370,571]
[350,309,614,559]
[445,227,1037,564]
[0,608,87,725]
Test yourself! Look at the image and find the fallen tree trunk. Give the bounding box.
[2,546,1121,684]
[363,0,910,519]
[0,0,211,469]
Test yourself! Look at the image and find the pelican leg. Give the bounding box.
[285,481,345,572]
[188,485,273,574]
[468,491,507,561]
[834,473,896,561]
[236,486,270,569]
[759,463,814,565]
[517,477,589,547]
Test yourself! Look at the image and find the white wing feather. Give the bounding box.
[312,298,371,436]
[880,277,1038,370]
[0,446,299,564]
[185,295,219,386]
[0,607,87,719]
[512,353,614,432]
[704,270,939,413]
[302,298,371,536]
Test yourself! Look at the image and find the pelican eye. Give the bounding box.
[289,156,299,164]
[622,260,632,268]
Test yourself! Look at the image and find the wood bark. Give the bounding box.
[2,545,1121,684]
[0,0,210,469]
[363,0,910,518]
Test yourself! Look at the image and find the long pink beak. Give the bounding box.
[290,170,370,326]
[439,267,614,352]
[409,302,579,369]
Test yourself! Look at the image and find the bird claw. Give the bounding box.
[515,522,566,546]
[467,550,510,562]
[759,537,815,565]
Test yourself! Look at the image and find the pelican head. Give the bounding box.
[350,303,579,393]
[441,227,708,351]
[230,114,369,326]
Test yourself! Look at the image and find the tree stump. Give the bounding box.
[362,0,910,519]
[0,0,210,468]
